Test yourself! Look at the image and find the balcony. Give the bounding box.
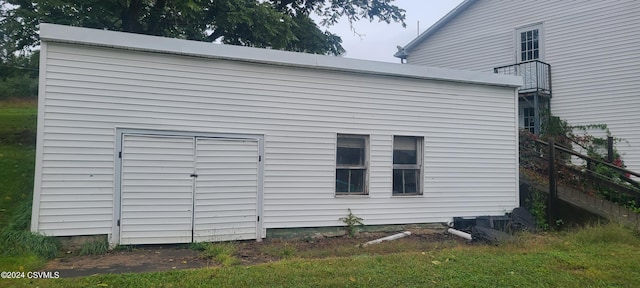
[494,60,551,97]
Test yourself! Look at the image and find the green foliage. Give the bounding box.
[339,208,364,237]
[113,244,135,252]
[0,197,60,261]
[520,112,639,219]
[1,0,406,56]
[195,242,240,267]
[0,100,60,270]
[9,224,640,288]
[0,51,39,99]
[0,74,38,99]
[189,241,210,251]
[261,242,298,259]
[0,230,61,260]
[567,223,638,246]
[525,188,549,230]
[79,239,109,256]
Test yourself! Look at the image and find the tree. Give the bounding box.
[0,0,406,57]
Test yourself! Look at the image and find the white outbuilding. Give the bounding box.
[31,23,522,245]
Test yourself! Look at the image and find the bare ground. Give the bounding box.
[43,228,463,278]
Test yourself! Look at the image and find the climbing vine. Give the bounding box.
[520,113,639,217]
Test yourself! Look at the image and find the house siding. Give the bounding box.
[33,36,518,239]
[407,0,640,174]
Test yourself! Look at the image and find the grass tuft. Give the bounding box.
[1,230,60,260]
[568,222,638,245]
[79,239,109,256]
[0,199,61,261]
[262,242,298,259]
[195,242,240,266]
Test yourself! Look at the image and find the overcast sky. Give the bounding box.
[324,0,465,63]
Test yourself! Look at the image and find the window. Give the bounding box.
[523,107,535,133]
[393,136,423,195]
[516,24,543,63]
[336,134,368,195]
[520,29,539,61]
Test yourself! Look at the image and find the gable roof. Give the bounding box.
[394,0,476,59]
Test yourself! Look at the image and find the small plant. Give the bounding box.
[339,208,364,237]
[114,244,135,252]
[189,241,209,251]
[526,188,548,231]
[79,239,109,256]
[197,242,240,267]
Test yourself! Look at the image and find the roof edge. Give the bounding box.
[395,0,476,58]
[39,23,520,88]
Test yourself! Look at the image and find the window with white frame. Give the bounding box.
[516,24,543,62]
[336,134,368,195]
[393,136,423,195]
[523,107,535,133]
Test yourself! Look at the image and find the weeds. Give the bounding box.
[114,245,135,252]
[193,242,240,266]
[16,223,640,288]
[339,208,364,237]
[568,222,638,246]
[526,188,549,230]
[262,242,298,259]
[0,230,60,260]
[0,200,60,261]
[79,239,109,256]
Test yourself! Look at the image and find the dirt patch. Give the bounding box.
[44,228,463,278]
[43,245,213,278]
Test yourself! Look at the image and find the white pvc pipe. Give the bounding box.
[447,228,472,240]
[362,231,412,247]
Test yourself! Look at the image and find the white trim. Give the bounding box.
[38,23,521,88]
[30,42,48,233]
[112,128,264,246]
[335,133,370,196]
[515,23,545,63]
[391,135,425,196]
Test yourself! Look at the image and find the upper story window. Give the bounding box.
[336,134,368,195]
[516,23,543,63]
[393,136,423,195]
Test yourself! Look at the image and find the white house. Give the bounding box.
[395,0,640,174]
[31,24,521,245]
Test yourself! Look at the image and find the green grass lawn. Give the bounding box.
[0,100,37,225]
[0,99,51,272]
[6,224,640,287]
[2,99,640,287]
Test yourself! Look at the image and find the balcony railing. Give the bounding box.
[494,60,551,97]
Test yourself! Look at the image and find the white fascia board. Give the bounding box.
[39,23,521,88]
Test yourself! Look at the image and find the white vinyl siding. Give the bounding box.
[407,0,640,175]
[33,40,518,238]
[194,138,259,242]
[120,135,194,245]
